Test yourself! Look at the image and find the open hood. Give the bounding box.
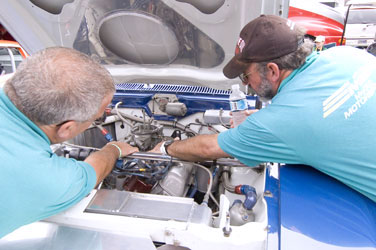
[0,0,288,90]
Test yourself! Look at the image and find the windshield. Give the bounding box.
[348,9,376,24]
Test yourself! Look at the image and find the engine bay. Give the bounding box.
[52,83,268,234]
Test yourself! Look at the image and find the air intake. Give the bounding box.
[116,83,230,95]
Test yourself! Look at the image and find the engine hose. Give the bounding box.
[235,185,257,210]
[221,166,236,193]
[221,166,257,210]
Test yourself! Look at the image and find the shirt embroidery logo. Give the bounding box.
[323,65,376,119]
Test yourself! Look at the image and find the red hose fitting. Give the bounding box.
[235,185,242,194]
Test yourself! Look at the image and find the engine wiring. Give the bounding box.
[113,158,172,181]
[219,108,231,129]
[54,142,220,209]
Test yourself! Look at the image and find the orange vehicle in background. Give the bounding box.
[288,0,345,46]
[0,40,28,86]
[0,40,28,58]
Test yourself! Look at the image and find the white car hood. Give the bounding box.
[0,0,288,90]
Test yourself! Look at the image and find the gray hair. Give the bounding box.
[257,26,314,73]
[4,47,115,125]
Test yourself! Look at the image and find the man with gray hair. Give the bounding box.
[0,47,138,237]
[153,15,376,204]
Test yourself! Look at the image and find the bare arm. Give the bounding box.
[152,134,229,162]
[85,142,139,186]
[159,110,259,160]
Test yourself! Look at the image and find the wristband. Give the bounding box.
[108,143,122,159]
[160,140,174,155]
[160,141,168,155]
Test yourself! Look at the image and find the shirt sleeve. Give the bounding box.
[217,109,302,167]
[34,155,97,219]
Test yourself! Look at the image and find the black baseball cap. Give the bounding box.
[223,15,302,79]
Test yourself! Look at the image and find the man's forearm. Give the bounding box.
[167,134,229,161]
[84,144,119,186]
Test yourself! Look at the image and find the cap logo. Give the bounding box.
[235,37,246,55]
[286,19,295,30]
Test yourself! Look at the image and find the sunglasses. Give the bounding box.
[238,72,252,83]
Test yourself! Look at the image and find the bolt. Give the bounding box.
[222,226,232,237]
[222,211,232,237]
[264,190,273,198]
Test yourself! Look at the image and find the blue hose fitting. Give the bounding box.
[235,185,257,210]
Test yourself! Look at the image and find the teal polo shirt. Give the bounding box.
[218,46,376,202]
[0,89,97,238]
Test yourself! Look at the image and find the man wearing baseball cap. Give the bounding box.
[152,15,376,203]
[314,35,326,52]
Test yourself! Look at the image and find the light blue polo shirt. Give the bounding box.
[218,46,376,202]
[0,89,97,238]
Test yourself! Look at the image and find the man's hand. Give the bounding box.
[107,141,139,157]
[85,141,139,186]
[230,109,259,128]
[150,138,180,154]
[150,141,164,154]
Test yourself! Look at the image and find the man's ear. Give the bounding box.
[266,62,280,83]
[56,121,77,141]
